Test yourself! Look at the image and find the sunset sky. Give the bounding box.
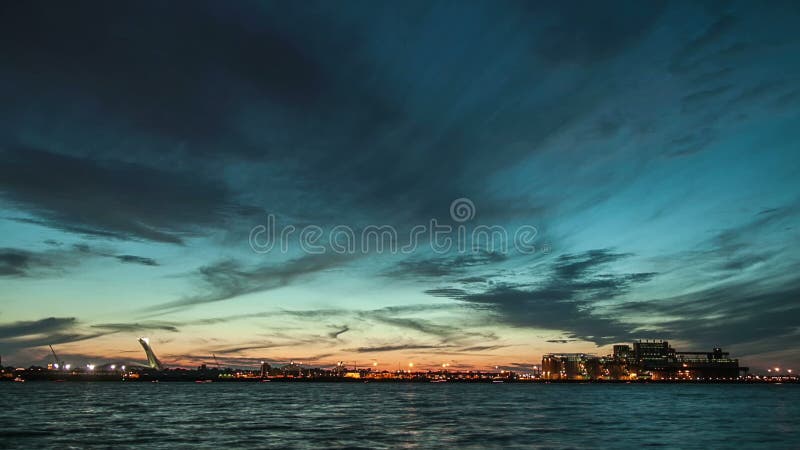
[1,1,799,371]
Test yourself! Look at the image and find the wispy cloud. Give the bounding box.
[386,251,507,279]
[0,146,247,244]
[0,244,159,278]
[328,325,350,339]
[91,322,180,333]
[427,249,657,345]
[0,317,109,353]
[114,255,159,266]
[348,343,452,353]
[146,253,355,313]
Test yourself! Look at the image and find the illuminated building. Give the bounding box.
[541,353,599,380]
[670,347,743,379]
[613,344,632,361]
[631,340,743,379]
[542,340,746,380]
[280,362,303,376]
[633,340,675,378]
[260,361,271,378]
[137,337,164,371]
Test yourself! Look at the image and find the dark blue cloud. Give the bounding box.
[0,146,244,243]
[426,249,657,345]
[0,243,159,277]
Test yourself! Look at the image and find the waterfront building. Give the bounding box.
[260,361,271,378]
[543,340,745,380]
[612,344,632,361]
[541,353,599,380]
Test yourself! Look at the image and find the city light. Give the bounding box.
[7,337,792,384]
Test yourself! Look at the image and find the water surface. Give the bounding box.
[1,383,797,449]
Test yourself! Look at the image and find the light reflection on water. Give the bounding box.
[0,383,798,449]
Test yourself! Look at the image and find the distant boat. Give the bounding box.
[13,377,25,383]
[492,379,504,383]
[431,379,447,383]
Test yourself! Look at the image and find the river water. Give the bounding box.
[1,382,797,449]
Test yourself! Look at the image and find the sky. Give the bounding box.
[1,0,799,372]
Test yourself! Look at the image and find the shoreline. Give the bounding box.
[3,377,797,384]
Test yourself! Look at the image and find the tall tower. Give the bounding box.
[260,360,271,378]
[138,337,164,371]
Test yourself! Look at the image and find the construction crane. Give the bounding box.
[212,353,221,369]
[49,345,62,369]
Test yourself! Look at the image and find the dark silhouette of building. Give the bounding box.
[260,361,271,378]
[542,340,744,380]
[542,353,599,380]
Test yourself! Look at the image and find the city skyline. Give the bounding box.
[6,336,797,385]
[2,1,800,372]
[5,336,786,378]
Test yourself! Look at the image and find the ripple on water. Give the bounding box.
[0,383,798,449]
